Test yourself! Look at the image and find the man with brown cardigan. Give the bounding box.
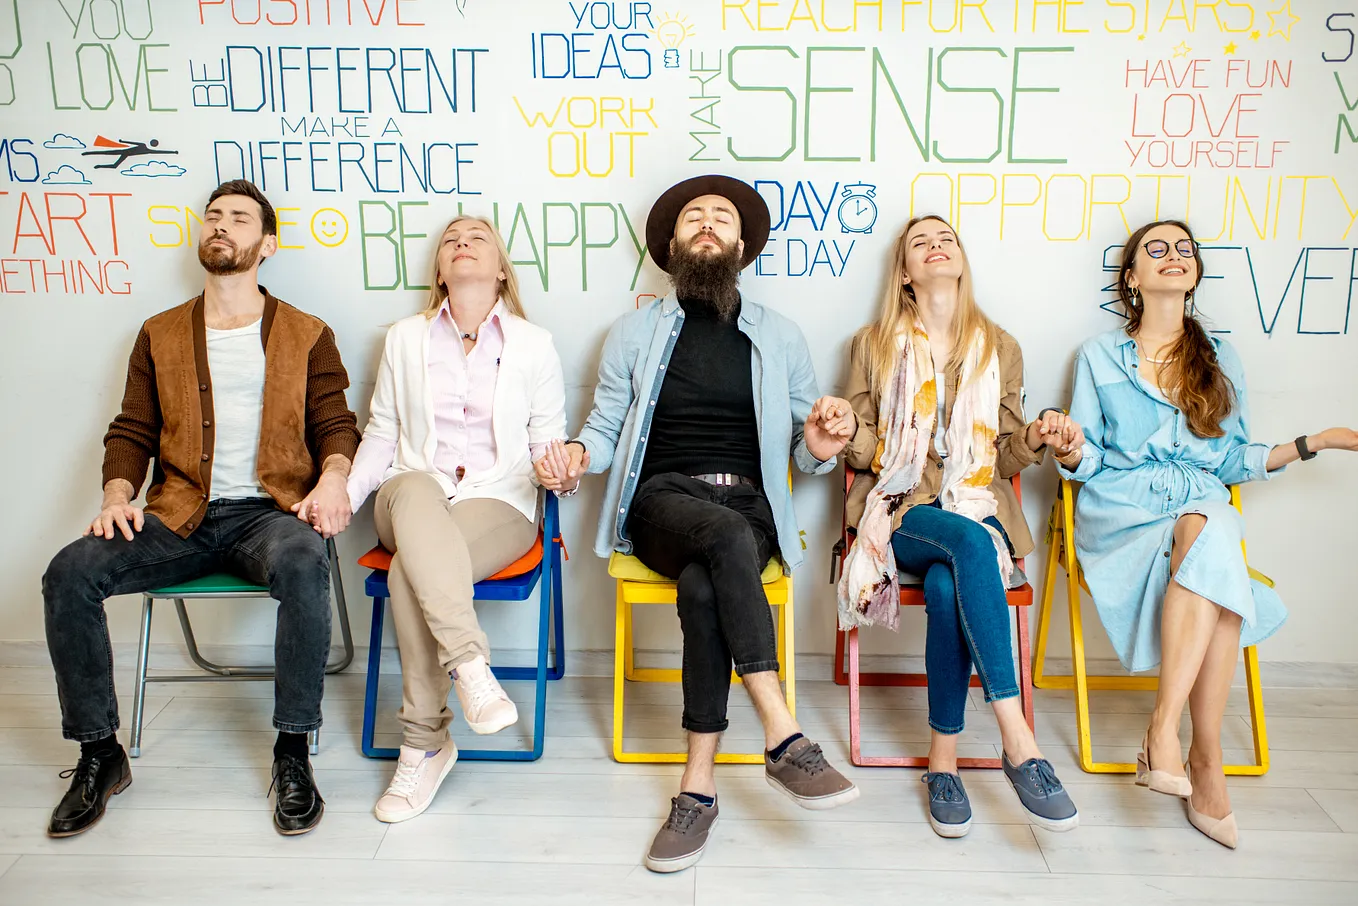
[41,180,360,839]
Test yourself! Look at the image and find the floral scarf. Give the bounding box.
[837,323,1012,631]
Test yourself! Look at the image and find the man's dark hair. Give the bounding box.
[206,179,276,236]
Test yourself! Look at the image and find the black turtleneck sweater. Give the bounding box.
[638,298,763,486]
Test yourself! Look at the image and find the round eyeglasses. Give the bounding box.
[1142,238,1197,259]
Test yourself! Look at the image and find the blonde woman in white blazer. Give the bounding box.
[346,215,579,823]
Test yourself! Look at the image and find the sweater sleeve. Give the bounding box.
[306,325,361,464]
[101,327,160,497]
[843,338,879,472]
[996,335,1043,480]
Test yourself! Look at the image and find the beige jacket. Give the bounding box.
[842,328,1043,557]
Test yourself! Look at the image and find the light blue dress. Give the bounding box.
[1058,328,1288,673]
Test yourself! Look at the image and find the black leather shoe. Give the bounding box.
[47,744,132,837]
[270,753,324,835]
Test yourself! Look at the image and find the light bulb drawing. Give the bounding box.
[653,12,696,69]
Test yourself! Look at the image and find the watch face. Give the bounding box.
[838,195,877,233]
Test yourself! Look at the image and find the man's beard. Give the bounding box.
[198,235,264,276]
[668,234,742,321]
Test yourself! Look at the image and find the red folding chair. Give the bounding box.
[831,467,1035,768]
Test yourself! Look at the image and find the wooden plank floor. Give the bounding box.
[0,665,1355,905]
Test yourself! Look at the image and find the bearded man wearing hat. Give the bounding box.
[543,175,860,873]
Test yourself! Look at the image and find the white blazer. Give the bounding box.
[359,309,567,521]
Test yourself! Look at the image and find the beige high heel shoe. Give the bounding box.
[1184,762,1238,849]
[1136,733,1193,798]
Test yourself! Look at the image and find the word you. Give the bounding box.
[530,2,655,79]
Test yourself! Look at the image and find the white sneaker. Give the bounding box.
[452,656,519,735]
[373,742,458,823]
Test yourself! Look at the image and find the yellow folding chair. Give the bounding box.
[610,552,795,764]
[1032,477,1270,775]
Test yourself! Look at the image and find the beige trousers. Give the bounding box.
[374,471,537,749]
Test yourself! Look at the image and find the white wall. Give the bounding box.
[1,0,1355,667]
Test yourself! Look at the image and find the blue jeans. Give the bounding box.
[890,503,1019,735]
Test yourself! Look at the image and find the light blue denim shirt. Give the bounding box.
[1059,328,1275,488]
[1056,327,1286,671]
[575,292,835,570]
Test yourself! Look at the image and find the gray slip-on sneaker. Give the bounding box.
[1002,752,1079,832]
[645,794,719,873]
[922,771,972,838]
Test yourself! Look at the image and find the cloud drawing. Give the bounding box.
[44,133,87,150]
[42,165,91,185]
[120,160,187,178]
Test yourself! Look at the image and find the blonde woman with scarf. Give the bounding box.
[839,216,1082,839]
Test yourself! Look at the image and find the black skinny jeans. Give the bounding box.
[627,473,780,734]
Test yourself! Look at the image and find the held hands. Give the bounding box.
[1028,410,1086,465]
[804,396,857,462]
[535,439,589,493]
[85,480,144,541]
[291,469,352,539]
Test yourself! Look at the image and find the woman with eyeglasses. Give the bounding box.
[1057,220,1358,849]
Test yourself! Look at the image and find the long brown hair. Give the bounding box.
[1118,220,1234,438]
[853,215,1000,394]
[422,215,527,320]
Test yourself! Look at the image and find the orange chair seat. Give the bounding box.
[358,534,544,581]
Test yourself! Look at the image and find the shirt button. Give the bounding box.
[1173,441,1180,447]
[202,420,211,427]
[659,364,665,370]
[199,383,208,391]
[1174,409,1180,415]
[640,436,646,442]
[671,331,677,337]
[619,507,625,513]
[630,472,636,477]
[649,400,656,406]
[936,462,943,469]
[186,522,195,529]
[1164,550,1170,558]
[201,453,209,461]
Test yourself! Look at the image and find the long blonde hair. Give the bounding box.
[853,215,999,394]
[422,214,527,320]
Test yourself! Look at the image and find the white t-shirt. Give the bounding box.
[206,319,269,500]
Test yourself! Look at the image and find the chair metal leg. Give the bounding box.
[307,729,319,755]
[325,536,355,674]
[129,597,155,758]
[170,540,353,677]
[362,596,397,759]
[549,537,566,681]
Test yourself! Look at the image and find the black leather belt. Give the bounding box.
[690,473,757,487]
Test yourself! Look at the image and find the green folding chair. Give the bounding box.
[128,537,353,757]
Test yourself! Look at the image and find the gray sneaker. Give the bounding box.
[1002,752,1079,832]
[645,794,718,873]
[922,772,972,838]
[765,737,860,810]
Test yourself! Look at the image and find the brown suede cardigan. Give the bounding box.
[843,328,1044,558]
[102,289,360,537]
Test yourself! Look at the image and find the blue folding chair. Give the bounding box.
[358,493,565,761]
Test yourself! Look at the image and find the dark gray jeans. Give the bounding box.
[43,499,332,741]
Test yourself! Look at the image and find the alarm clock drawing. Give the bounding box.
[837,183,878,234]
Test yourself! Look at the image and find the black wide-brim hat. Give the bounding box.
[645,174,771,273]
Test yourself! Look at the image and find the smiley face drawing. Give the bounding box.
[310,209,349,247]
